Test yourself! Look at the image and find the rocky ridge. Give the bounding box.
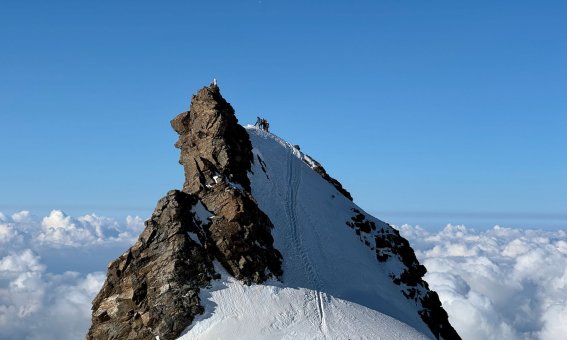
[171,83,282,283]
[87,83,282,339]
[87,82,459,340]
[346,208,459,339]
[87,191,216,340]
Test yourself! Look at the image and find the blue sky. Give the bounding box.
[1,1,566,229]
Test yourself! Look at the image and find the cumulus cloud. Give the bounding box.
[0,210,143,339]
[0,254,106,340]
[2,208,565,340]
[0,210,143,249]
[38,210,98,246]
[398,224,567,340]
[0,223,21,245]
[36,210,142,247]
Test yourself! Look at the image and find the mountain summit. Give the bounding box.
[87,83,460,340]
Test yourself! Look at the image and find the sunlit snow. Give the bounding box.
[179,126,432,339]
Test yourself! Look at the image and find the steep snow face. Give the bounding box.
[180,126,434,339]
[247,127,434,336]
[180,265,429,340]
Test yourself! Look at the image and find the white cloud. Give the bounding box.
[0,210,141,339]
[0,223,20,244]
[0,250,106,340]
[11,210,33,223]
[398,224,567,340]
[0,212,30,246]
[539,303,567,340]
[126,215,145,233]
[32,210,141,247]
[38,210,97,247]
[1,208,565,340]
[0,249,45,276]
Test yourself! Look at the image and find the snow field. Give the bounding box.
[180,127,433,339]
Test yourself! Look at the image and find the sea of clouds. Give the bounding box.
[398,224,567,340]
[0,210,143,340]
[1,210,566,339]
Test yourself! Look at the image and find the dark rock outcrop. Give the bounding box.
[345,208,460,340]
[347,208,377,233]
[87,190,217,340]
[171,83,282,284]
[376,226,459,339]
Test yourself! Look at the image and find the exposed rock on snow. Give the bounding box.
[87,190,217,340]
[373,221,453,338]
[345,207,447,332]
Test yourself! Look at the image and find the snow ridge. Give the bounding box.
[180,126,457,339]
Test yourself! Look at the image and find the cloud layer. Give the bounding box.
[1,209,566,339]
[0,210,142,340]
[398,224,567,340]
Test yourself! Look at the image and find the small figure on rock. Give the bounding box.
[211,78,218,87]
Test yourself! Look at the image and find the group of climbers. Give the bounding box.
[255,117,269,131]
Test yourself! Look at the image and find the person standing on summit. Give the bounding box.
[263,119,269,131]
[255,117,270,131]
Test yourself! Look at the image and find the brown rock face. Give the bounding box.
[171,83,282,284]
[87,84,283,340]
[171,83,252,194]
[87,190,217,340]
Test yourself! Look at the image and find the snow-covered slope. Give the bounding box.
[180,265,428,339]
[180,126,435,339]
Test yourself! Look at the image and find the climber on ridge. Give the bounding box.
[255,117,269,131]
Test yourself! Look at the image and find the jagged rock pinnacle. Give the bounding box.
[171,84,282,283]
[171,84,253,194]
[87,85,283,340]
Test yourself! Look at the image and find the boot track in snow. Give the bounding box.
[284,147,328,337]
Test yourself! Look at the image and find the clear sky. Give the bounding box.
[1,1,566,229]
